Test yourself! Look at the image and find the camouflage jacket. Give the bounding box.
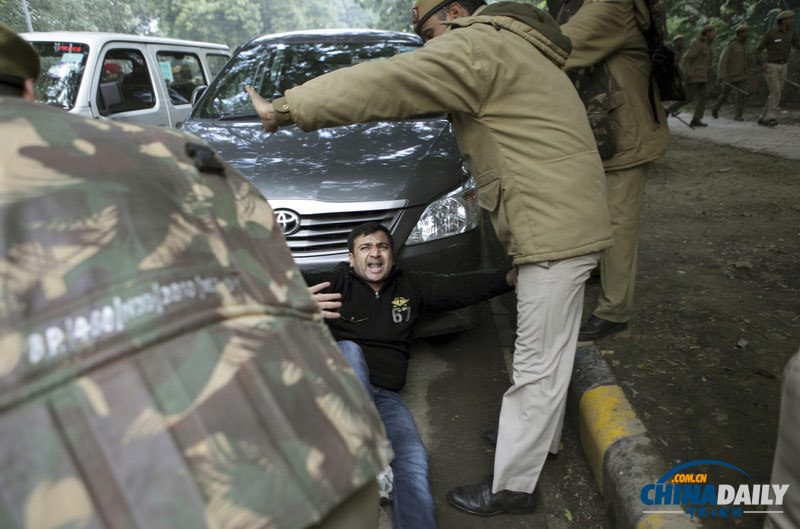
[0,97,391,529]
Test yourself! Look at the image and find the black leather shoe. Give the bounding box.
[690,119,708,127]
[711,108,719,119]
[578,315,627,341]
[447,477,537,516]
[734,116,744,122]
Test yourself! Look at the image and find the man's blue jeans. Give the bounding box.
[337,340,436,529]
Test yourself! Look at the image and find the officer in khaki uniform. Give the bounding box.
[666,23,717,127]
[557,0,671,342]
[755,10,800,127]
[712,24,750,121]
[0,23,39,99]
[247,0,612,519]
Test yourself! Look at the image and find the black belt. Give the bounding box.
[768,60,787,65]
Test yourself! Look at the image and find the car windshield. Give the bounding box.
[29,41,89,110]
[196,36,420,119]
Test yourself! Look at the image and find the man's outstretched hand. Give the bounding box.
[245,85,278,133]
[308,281,342,319]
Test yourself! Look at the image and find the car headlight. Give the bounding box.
[406,175,479,245]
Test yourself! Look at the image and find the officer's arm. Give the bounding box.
[752,34,768,68]
[718,45,730,80]
[251,32,484,133]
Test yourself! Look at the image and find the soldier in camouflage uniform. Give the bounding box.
[0,96,392,529]
[0,23,39,100]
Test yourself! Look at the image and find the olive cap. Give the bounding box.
[736,24,750,34]
[777,10,796,22]
[702,23,716,33]
[0,23,40,82]
[411,0,453,36]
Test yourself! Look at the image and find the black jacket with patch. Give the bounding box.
[306,263,512,391]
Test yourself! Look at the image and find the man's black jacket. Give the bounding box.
[305,263,512,391]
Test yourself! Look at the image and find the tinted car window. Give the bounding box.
[29,41,89,110]
[197,39,419,119]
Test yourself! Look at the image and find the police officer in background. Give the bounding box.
[0,23,39,99]
[666,23,717,127]
[712,24,751,122]
[556,0,671,343]
[755,10,800,127]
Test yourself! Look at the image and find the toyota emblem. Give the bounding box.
[274,209,301,235]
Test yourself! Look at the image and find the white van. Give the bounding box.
[21,32,230,128]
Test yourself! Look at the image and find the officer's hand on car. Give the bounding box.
[308,281,342,319]
[245,85,278,133]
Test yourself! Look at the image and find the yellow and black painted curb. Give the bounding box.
[569,345,702,529]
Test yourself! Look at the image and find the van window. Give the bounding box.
[29,41,89,110]
[206,54,229,79]
[97,49,155,115]
[157,51,206,106]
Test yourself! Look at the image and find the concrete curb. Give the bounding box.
[569,344,702,529]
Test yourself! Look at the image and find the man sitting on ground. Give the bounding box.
[305,222,515,529]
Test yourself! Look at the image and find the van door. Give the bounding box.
[151,46,210,128]
[93,43,171,127]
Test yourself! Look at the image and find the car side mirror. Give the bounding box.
[98,82,122,116]
[191,85,207,107]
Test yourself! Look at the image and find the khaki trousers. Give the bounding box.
[594,164,647,323]
[492,252,600,493]
[713,79,748,118]
[761,62,788,121]
[764,350,800,529]
[666,81,709,121]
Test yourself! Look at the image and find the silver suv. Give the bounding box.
[182,29,485,335]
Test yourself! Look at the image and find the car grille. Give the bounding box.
[283,209,401,256]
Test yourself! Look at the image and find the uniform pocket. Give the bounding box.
[476,172,500,212]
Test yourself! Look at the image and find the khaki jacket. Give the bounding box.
[681,35,714,83]
[282,6,612,265]
[718,37,749,83]
[755,27,800,64]
[561,0,670,171]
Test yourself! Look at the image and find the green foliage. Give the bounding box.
[0,0,367,48]
[0,0,151,33]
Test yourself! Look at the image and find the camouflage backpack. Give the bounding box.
[556,0,617,160]
[640,0,687,102]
